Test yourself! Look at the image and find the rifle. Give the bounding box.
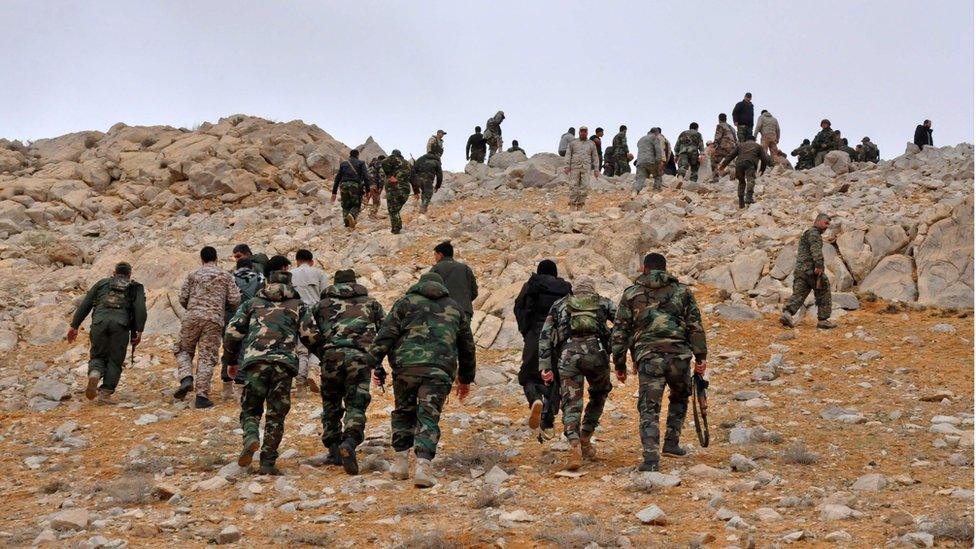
[691,373,710,447]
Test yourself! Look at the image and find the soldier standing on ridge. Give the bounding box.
[611,125,630,175]
[633,128,665,196]
[426,129,446,157]
[812,119,836,166]
[465,126,487,164]
[173,246,241,408]
[558,127,576,156]
[732,92,754,143]
[754,109,782,159]
[780,214,837,330]
[68,261,147,404]
[484,111,505,160]
[711,113,738,181]
[590,127,605,169]
[675,123,705,182]
[563,125,600,210]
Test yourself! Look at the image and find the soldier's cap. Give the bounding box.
[862,137,870,142]
[391,149,402,157]
[436,129,446,135]
[334,269,356,284]
[573,276,596,295]
[114,262,132,276]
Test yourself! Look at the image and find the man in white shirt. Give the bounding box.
[291,249,330,394]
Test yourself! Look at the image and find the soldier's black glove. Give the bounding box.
[373,365,387,389]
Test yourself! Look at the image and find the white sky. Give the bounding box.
[2,0,973,170]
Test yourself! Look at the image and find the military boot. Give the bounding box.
[173,376,193,400]
[96,390,117,405]
[580,433,597,461]
[745,191,755,204]
[238,437,260,467]
[306,376,319,394]
[345,214,357,229]
[85,371,101,400]
[662,440,688,458]
[637,459,659,472]
[257,464,283,476]
[413,458,437,488]
[779,311,795,328]
[817,319,837,329]
[221,382,234,401]
[527,400,543,430]
[325,443,342,465]
[390,450,410,480]
[338,438,359,476]
[194,394,214,409]
[564,440,583,471]
[737,195,745,209]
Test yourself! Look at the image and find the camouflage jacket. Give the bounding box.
[367,273,476,383]
[179,264,241,326]
[71,276,147,334]
[412,153,444,190]
[794,227,825,275]
[713,122,738,153]
[367,158,385,191]
[381,155,413,194]
[484,111,504,142]
[676,130,705,155]
[538,292,616,372]
[612,131,629,157]
[791,144,815,167]
[811,128,836,152]
[223,271,311,374]
[611,271,707,369]
[860,141,880,162]
[301,282,385,356]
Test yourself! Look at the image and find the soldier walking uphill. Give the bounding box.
[429,241,478,328]
[366,155,386,218]
[611,125,631,175]
[67,262,147,403]
[633,128,666,197]
[331,149,368,229]
[173,246,241,408]
[465,126,487,164]
[711,113,738,181]
[369,272,477,488]
[220,256,265,397]
[426,129,446,157]
[754,110,782,160]
[291,249,330,394]
[563,126,600,210]
[301,269,385,475]
[483,111,505,160]
[780,214,836,330]
[539,278,616,471]
[719,135,771,208]
[412,152,443,215]
[224,255,313,475]
[675,123,705,183]
[381,150,417,234]
[611,253,708,472]
[514,260,572,442]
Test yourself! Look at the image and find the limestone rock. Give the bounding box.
[915,194,974,308]
[635,504,667,525]
[50,508,90,531]
[859,255,917,302]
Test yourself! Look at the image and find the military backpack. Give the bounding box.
[566,295,603,337]
[100,277,132,310]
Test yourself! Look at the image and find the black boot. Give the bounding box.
[257,464,283,476]
[173,376,193,400]
[745,191,754,204]
[326,443,342,465]
[637,459,659,472]
[738,196,745,209]
[662,440,687,457]
[194,394,214,409]
[338,438,359,475]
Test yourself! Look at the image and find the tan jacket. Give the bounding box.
[754,113,780,142]
[179,264,241,326]
[565,138,599,171]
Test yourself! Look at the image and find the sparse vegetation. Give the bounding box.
[629,475,661,494]
[439,436,508,474]
[140,136,158,148]
[83,134,99,149]
[396,502,434,515]
[40,479,69,494]
[471,484,507,509]
[286,530,335,547]
[99,474,153,504]
[124,456,173,474]
[394,531,459,549]
[782,441,819,465]
[536,527,620,548]
[929,513,974,542]
[187,452,225,472]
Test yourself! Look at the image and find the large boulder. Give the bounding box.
[823,150,851,175]
[915,195,974,308]
[859,255,917,302]
[836,225,910,282]
[487,151,526,169]
[729,250,768,292]
[0,200,29,234]
[0,149,28,173]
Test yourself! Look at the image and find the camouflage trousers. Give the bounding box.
[88,319,131,393]
[391,367,453,460]
[634,162,663,192]
[567,169,590,207]
[296,341,319,380]
[366,186,382,216]
[760,135,781,159]
[676,152,700,182]
[488,137,502,159]
[469,149,486,163]
[784,272,832,321]
[414,172,435,212]
[174,318,222,398]
[637,353,692,463]
[240,362,293,467]
[614,157,632,175]
[339,180,362,224]
[558,341,612,440]
[386,183,409,234]
[318,348,372,447]
[736,124,753,143]
[734,162,758,203]
[711,148,734,177]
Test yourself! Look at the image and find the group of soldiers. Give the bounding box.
[790,119,881,169]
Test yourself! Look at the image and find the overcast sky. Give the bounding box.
[2,1,972,170]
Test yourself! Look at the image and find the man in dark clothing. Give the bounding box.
[840,138,858,162]
[466,126,487,163]
[719,135,772,208]
[590,127,604,169]
[791,139,815,170]
[233,244,269,276]
[331,149,369,229]
[731,92,755,143]
[428,241,478,319]
[860,137,880,163]
[513,260,572,441]
[811,119,837,166]
[67,262,147,403]
[611,125,630,175]
[507,140,526,154]
[914,120,933,149]
[411,152,444,214]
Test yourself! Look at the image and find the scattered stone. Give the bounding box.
[216,525,242,544]
[635,471,681,488]
[781,530,816,543]
[193,476,229,491]
[153,482,181,500]
[635,505,666,525]
[824,530,852,543]
[820,504,863,521]
[484,465,510,485]
[919,389,954,402]
[730,454,757,472]
[900,532,934,548]
[134,413,159,425]
[930,323,956,333]
[29,377,70,401]
[50,508,90,531]
[851,473,887,492]
[754,507,782,522]
[498,510,535,523]
[686,464,728,478]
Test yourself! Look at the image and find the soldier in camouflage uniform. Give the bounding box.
[859,137,880,163]
[711,113,738,180]
[483,111,505,160]
[366,155,386,218]
[368,272,476,488]
[780,214,836,330]
[611,125,631,175]
[611,253,708,472]
[224,255,313,475]
[538,278,616,470]
[675,123,705,182]
[331,149,368,229]
[811,119,837,166]
[68,262,147,403]
[412,152,444,214]
[381,150,416,234]
[300,269,385,475]
[426,130,446,157]
[173,247,240,408]
[791,139,815,170]
[563,126,600,210]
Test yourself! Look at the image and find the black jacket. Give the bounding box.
[913,125,933,149]
[732,100,754,127]
[513,274,572,334]
[466,132,487,159]
[332,158,368,194]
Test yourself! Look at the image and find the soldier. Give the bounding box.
[465,126,487,164]
[366,154,386,218]
[563,125,600,210]
[514,260,572,442]
[429,241,478,325]
[780,214,836,330]
[732,92,754,143]
[602,144,616,177]
[506,140,525,154]
[174,246,241,408]
[611,125,630,175]
[711,113,738,181]
[67,262,147,403]
[301,269,385,475]
[590,127,605,169]
[483,111,505,160]
[539,278,616,470]
[675,123,705,182]
[225,255,311,475]
[633,128,665,196]
[840,138,858,162]
[380,150,416,235]
[791,139,815,170]
[426,129,446,157]
[368,272,476,488]
[611,253,707,472]
[860,137,880,163]
[233,244,268,276]
[220,256,265,398]
[291,249,330,394]
[331,149,368,229]
[411,152,443,215]
[719,134,772,208]
[812,119,836,166]
[754,109,782,159]
[558,127,575,156]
